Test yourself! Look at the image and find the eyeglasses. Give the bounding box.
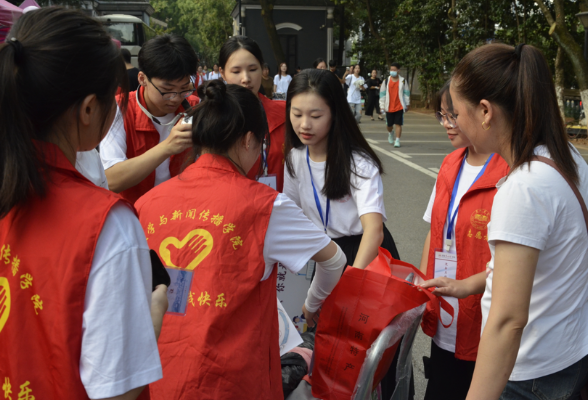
[147,77,194,101]
[435,111,458,128]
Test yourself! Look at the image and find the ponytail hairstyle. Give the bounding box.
[189,80,268,173]
[0,7,128,219]
[284,69,383,200]
[452,43,577,183]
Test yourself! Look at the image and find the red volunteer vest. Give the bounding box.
[0,143,124,399]
[247,93,286,192]
[117,86,199,204]
[135,154,282,400]
[421,148,509,361]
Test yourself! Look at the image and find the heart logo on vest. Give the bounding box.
[0,277,10,333]
[159,229,214,270]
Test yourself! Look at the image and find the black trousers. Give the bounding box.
[365,91,381,116]
[423,341,475,400]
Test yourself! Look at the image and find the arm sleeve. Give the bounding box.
[351,159,387,221]
[273,75,279,85]
[80,203,162,399]
[99,106,128,170]
[403,79,411,107]
[305,244,347,312]
[423,182,437,223]
[345,75,352,86]
[282,154,302,207]
[379,79,387,111]
[264,194,331,274]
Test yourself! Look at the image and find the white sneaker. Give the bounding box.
[394,138,400,148]
[388,132,394,144]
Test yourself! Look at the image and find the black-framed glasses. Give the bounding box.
[147,77,194,101]
[435,111,458,128]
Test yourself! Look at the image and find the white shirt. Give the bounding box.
[424,159,484,353]
[283,147,387,239]
[261,193,332,280]
[345,75,367,104]
[208,71,221,80]
[273,74,292,94]
[80,203,162,398]
[100,107,174,187]
[482,145,588,381]
[76,149,109,189]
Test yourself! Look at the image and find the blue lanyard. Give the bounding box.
[306,147,330,233]
[262,142,268,175]
[445,152,494,251]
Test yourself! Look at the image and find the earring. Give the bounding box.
[482,121,491,130]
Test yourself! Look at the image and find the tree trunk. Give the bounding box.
[448,0,458,63]
[259,0,285,66]
[535,0,588,123]
[337,4,345,65]
[365,0,390,66]
[555,46,565,121]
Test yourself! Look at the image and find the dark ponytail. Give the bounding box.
[0,7,128,218]
[190,80,268,159]
[452,43,577,184]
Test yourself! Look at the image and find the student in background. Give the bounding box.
[260,63,274,99]
[121,48,139,91]
[380,62,410,147]
[345,64,367,123]
[419,80,508,400]
[99,34,199,204]
[313,58,327,70]
[135,80,347,400]
[0,8,167,400]
[274,62,292,100]
[219,36,287,192]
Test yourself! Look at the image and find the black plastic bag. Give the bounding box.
[281,329,316,397]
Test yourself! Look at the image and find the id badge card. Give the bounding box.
[258,174,277,190]
[434,249,457,279]
[165,268,194,316]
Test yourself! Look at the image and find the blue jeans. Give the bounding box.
[500,354,588,400]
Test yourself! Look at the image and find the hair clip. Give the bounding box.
[514,43,526,59]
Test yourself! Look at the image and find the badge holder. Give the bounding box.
[258,174,277,190]
[165,267,194,316]
[433,248,457,279]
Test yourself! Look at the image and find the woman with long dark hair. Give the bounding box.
[449,43,588,399]
[274,61,292,100]
[135,80,347,399]
[219,36,287,191]
[365,69,383,120]
[0,8,168,399]
[283,69,406,399]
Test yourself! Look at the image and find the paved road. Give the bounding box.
[359,112,588,399]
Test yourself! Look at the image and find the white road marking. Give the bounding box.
[429,167,440,173]
[368,143,438,179]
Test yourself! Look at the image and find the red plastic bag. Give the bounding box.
[311,248,453,400]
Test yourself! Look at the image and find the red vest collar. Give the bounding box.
[441,148,505,193]
[259,93,285,133]
[193,153,244,176]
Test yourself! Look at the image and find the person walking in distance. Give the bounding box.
[345,64,367,123]
[208,63,221,80]
[260,63,274,99]
[365,69,383,121]
[380,62,410,147]
[273,62,292,100]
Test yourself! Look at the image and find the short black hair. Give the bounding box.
[329,59,336,67]
[138,34,198,81]
[390,62,401,69]
[121,48,131,64]
[434,80,453,114]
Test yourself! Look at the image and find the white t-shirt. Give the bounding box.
[100,107,174,187]
[283,147,387,239]
[424,159,484,353]
[482,145,588,381]
[273,74,292,94]
[208,71,221,80]
[345,75,366,104]
[80,203,162,398]
[76,149,109,189]
[261,193,332,280]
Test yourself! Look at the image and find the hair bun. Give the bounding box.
[198,80,226,105]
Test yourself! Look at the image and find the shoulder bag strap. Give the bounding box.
[532,155,588,232]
